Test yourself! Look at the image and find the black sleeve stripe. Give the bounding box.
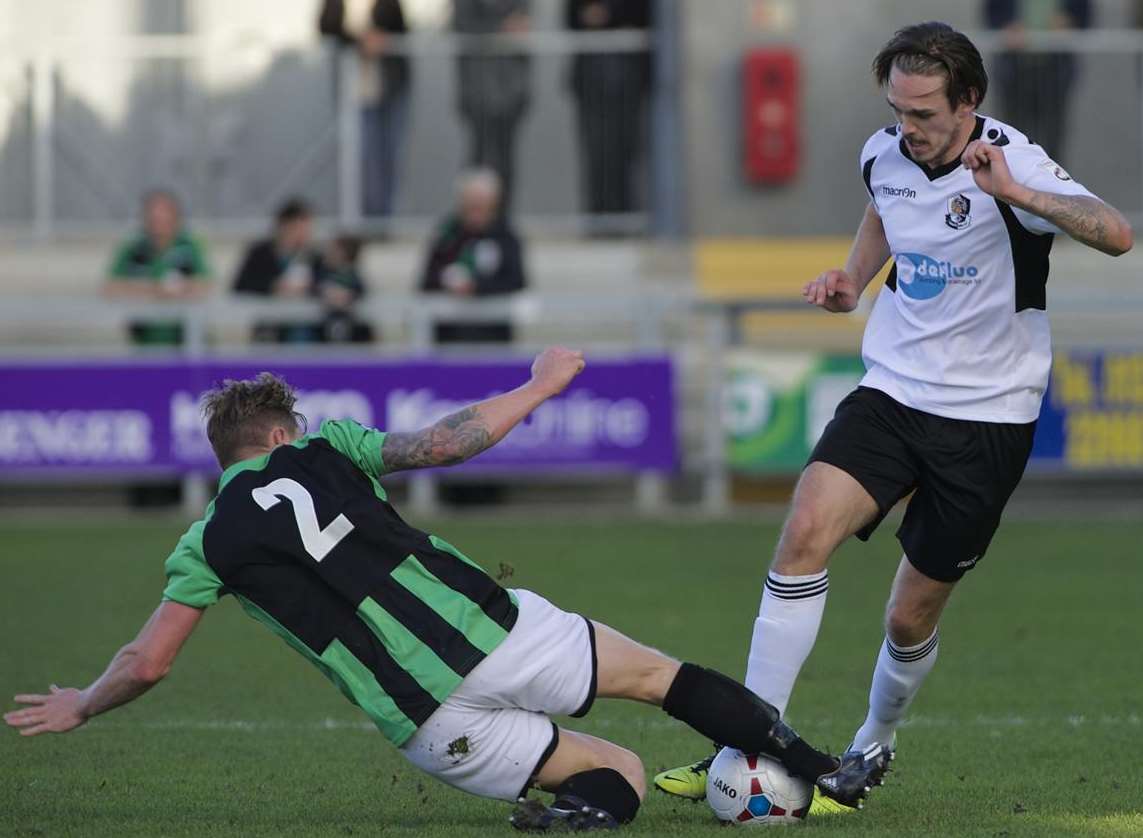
[862,156,877,200]
[995,199,1054,312]
[885,261,897,293]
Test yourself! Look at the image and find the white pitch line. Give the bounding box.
[92,713,1141,734]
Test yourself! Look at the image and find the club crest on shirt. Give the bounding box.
[1037,157,1072,181]
[945,193,971,230]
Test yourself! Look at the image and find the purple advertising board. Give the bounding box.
[0,357,676,477]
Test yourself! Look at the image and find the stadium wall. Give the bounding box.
[681,0,1141,236]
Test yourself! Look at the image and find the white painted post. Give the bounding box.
[31,53,54,239]
[336,48,362,229]
[702,305,731,514]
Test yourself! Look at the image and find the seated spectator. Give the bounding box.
[232,198,322,343]
[105,189,210,508]
[105,188,211,346]
[420,168,526,344]
[315,234,375,343]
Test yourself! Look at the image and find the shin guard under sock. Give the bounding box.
[663,662,836,781]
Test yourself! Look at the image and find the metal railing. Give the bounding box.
[0,291,810,515]
[3,286,1143,512]
[0,25,675,239]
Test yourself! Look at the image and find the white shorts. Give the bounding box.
[400,588,597,801]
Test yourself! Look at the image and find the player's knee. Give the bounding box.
[884,603,934,647]
[567,742,646,799]
[606,746,647,800]
[774,507,832,572]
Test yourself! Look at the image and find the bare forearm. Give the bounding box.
[78,646,163,720]
[844,203,892,294]
[381,381,548,471]
[1006,187,1134,256]
[103,280,156,299]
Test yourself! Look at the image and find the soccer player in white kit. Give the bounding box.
[655,21,1133,813]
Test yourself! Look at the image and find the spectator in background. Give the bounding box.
[232,198,321,343]
[566,0,651,220]
[315,234,375,343]
[420,168,526,344]
[984,0,1091,164]
[319,0,411,219]
[105,189,211,346]
[105,189,210,508]
[454,0,532,210]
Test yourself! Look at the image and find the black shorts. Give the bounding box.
[808,387,1036,583]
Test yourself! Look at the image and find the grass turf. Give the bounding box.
[1,516,1141,837]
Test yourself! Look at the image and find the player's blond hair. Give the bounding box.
[201,372,305,468]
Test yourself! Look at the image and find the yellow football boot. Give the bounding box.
[652,753,715,800]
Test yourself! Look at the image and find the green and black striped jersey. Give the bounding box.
[162,418,518,745]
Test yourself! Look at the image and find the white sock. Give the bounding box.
[851,630,940,751]
[744,571,829,716]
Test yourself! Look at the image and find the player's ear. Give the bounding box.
[957,90,978,120]
[269,425,293,448]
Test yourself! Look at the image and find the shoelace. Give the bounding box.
[688,752,716,773]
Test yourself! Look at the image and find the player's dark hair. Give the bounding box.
[201,372,306,468]
[275,196,312,226]
[334,233,362,263]
[872,22,987,109]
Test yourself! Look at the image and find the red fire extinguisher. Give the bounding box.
[743,48,800,184]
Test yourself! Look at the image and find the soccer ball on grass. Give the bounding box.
[706,747,812,826]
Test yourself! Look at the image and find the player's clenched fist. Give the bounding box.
[530,346,586,397]
[803,269,860,313]
[960,140,1017,200]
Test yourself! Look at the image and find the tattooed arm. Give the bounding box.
[961,140,1134,256]
[1004,190,1133,257]
[379,346,586,472]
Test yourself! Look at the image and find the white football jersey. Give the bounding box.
[858,114,1096,423]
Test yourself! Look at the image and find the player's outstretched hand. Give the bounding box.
[961,140,1016,200]
[4,685,86,736]
[530,346,586,398]
[803,269,860,313]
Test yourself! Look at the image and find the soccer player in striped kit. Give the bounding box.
[6,348,889,831]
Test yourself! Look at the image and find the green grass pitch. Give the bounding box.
[2,516,1141,837]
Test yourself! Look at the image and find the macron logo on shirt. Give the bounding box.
[881,185,916,199]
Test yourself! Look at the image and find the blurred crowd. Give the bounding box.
[104,166,523,350]
[321,0,653,219]
[102,0,656,352]
[102,0,1111,355]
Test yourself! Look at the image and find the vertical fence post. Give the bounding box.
[336,47,362,229]
[406,300,438,517]
[30,52,54,239]
[181,304,211,517]
[651,0,685,238]
[702,304,730,514]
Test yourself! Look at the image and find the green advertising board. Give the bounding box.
[725,352,865,473]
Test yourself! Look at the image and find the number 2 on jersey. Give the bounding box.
[251,478,355,562]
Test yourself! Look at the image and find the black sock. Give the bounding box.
[553,768,640,824]
[662,663,837,782]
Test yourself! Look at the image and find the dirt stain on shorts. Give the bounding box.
[446,736,471,763]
